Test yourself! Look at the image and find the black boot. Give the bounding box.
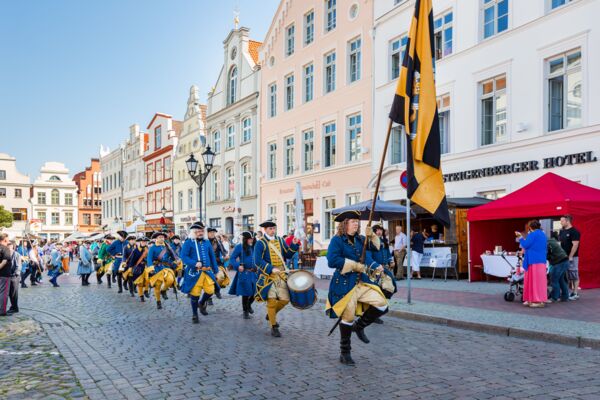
[215,284,222,299]
[157,301,162,309]
[140,296,145,302]
[144,291,150,299]
[117,275,123,293]
[242,297,250,319]
[161,290,168,300]
[271,324,281,337]
[192,315,199,324]
[339,324,355,366]
[207,297,214,305]
[248,298,255,314]
[199,293,210,316]
[352,307,388,344]
[107,277,112,289]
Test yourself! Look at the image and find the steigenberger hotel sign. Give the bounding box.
[443,151,597,183]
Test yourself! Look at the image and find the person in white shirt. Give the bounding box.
[393,225,407,280]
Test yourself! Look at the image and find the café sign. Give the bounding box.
[443,151,597,183]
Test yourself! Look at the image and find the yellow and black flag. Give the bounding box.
[389,0,450,227]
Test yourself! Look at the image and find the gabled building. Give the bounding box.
[0,153,32,239]
[100,145,124,231]
[73,158,102,232]
[123,124,148,230]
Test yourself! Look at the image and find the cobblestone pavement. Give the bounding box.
[2,275,600,400]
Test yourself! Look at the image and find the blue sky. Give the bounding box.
[0,0,279,179]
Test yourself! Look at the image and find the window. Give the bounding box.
[83,213,91,225]
[285,136,295,176]
[347,113,362,162]
[267,204,277,222]
[156,190,163,211]
[94,214,102,225]
[285,74,295,111]
[0,170,5,180]
[285,24,295,56]
[51,189,60,205]
[325,0,336,32]
[483,0,509,39]
[477,189,506,200]
[303,63,314,103]
[148,192,154,214]
[154,126,162,149]
[390,36,408,81]
[164,157,171,179]
[284,201,295,234]
[14,188,21,198]
[211,170,220,202]
[302,130,314,172]
[390,125,407,164]
[241,162,251,196]
[178,191,184,211]
[480,74,507,146]
[268,142,277,179]
[434,11,453,60]
[323,197,336,240]
[49,175,61,181]
[225,167,234,200]
[164,188,172,212]
[324,51,336,94]
[12,208,27,221]
[209,218,222,229]
[268,83,277,118]
[37,192,46,204]
[437,94,451,154]
[242,118,252,143]
[64,193,73,205]
[226,125,235,149]
[0,188,5,198]
[155,159,162,182]
[213,131,221,154]
[550,0,572,9]
[188,188,193,210]
[51,212,60,225]
[323,122,336,168]
[65,212,73,226]
[242,215,255,231]
[37,211,46,224]
[348,38,362,83]
[147,163,154,185]
[304,10,314,45]
[346,193,360,206]
[547,49,582,132]
[228,66,238,104]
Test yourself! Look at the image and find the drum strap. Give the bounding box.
[267,241,289,273]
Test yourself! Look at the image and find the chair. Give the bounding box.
[431,253,459,282]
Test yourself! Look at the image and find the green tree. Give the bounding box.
[0,206,13,228]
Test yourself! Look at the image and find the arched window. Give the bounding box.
[241,162,251,197]
[228,66,238,104]
[211,170,220,202]
[51,189,60,205]
[225,167,234,200]
[49,175,61,181]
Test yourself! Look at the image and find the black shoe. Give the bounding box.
[199,302,208,316]
[107,282,111,289]
[248,306,254,314]
[352,321,370,344]
[140,296,145,302]
[243,311,251,319]
[271,326,282,337]
[265,314,269,321]
[31,282,38,286]
[130,292,135,297]
[7,308,19,314]
[339,323,355,365]
[112,276,116,283]
[118,289,123,293]
[161,291,168,300]
[339,353,356,366]
[144,292,150,298]
[21,283,27,288]
[157,301,162,310]
[373,317,384,325]
[207,298,214,306]
[215,292,222,299]
[192,315,199,324]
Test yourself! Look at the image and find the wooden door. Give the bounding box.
[455,208,469,274]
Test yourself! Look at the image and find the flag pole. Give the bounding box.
[360,119,393,263]
[406,196,412,304]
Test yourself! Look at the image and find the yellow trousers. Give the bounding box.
[266,298,289,327]
[190,272,215,297]
[149,269,175,300]
[340,283,387,323]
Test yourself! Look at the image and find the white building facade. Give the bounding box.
[372,0,600,201]
[0,153,32,239]
[205,27,261,235]
[173,86,207,236]
[122,124,147,230]
[100,145,124,231]
[31,162,78,241]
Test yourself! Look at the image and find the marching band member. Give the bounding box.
[254,220,300,338]
[207,228,226,300]
[167,234,184,290]
[146,232,177,309]
[228,231,258,319]
[180,223,219,324]
[97,235,114,287]
[131,236,150,302]
[367,224,397,324]
[77,240,94,286]
[121,235,137,297]
[326,211,389,366]
[48,243,63,287]
[107,230,128,293]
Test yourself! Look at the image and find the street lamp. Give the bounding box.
[186,145,215,222]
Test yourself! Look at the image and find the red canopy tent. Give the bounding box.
[467,172,600,289]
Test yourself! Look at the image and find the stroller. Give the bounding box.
[503,253,524,302]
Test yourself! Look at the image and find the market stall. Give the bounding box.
[467,173,600,289]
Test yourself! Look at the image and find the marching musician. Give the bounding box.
[326,210,389,366]
[120,235,137,297]
[48,243,63,287]
[207,228,226,300]
[180,222,219,324]
[107,230,128,293]
[131,236,150,302]
[367,224,398,321]
[167,234,184,289]
[254,219,300,338]
[146,232,177,309]
[228,231,258,319]
[96,235,113,286]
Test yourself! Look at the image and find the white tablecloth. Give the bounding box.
[481,254,518,278]
[313,256,336,278]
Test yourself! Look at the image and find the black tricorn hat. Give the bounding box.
[207,227,218,233]
[334,210,362,222]
[126,235,136,241]
[241,231,254,241]
[116,230,128,239]
[104,235,115,240]
[190,222,205,230]
[259,219,277,228]
[371,224,384,233]
[151,231,167,239]
[171,235,180,240]
[135,237,147,242]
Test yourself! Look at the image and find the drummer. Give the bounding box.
[228,231,258,319]
[367,224,398,311]
[254,219,300,338]
[325,210,389,366]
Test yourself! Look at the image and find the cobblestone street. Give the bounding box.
[2,276,600,400]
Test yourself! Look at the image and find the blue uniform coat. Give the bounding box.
[228,243,257,296]
[146,244,176,273]
[179,238,219,294]
[77,246,93,275]
[107,239,126,274]
[326,234,379,318]
[253,237,299,301]
[368,240,397,294]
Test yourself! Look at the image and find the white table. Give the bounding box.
[313,256,336,278]
[481,254,518,278]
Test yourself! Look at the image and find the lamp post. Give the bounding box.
[186,146,215,223]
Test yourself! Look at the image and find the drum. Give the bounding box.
[287,270,318,310]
